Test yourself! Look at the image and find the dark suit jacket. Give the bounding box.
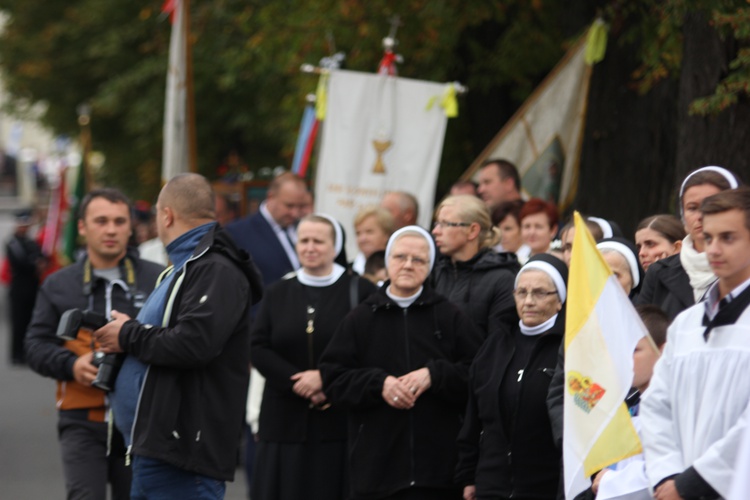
[225,212,295,287]
[635,254,694,321]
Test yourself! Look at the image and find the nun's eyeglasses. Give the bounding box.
[390,254,428,267]
[513,289,558,301]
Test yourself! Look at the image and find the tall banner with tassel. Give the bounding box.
[314,70,457,257]
[460,21,607,211]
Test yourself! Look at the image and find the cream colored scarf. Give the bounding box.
[679,235,717,302]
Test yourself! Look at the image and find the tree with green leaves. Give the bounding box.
[0,0,594,201]
[577,1,750,233]
[0,0,748,233]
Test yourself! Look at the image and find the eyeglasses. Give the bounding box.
[513,289,558,301]
[433,220,471,229]
[390,254,428,267]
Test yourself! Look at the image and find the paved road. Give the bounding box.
[0,207,248,499]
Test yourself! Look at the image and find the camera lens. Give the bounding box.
[91,352,105,367]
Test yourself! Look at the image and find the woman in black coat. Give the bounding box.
[636,166,741,320]
[456,254,568,500]
[320,226,482,500]
[250,214,376,500]
[431,194,520,339]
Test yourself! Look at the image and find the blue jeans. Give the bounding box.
[131,455,226,500]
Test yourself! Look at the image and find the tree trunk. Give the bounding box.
[675,11,750,184]
[576,10,750,237]
[576,23,678,236]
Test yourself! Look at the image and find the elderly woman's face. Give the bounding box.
[514,270,562,327]
[387,235,431,297]
[602,251,633,295]
[296,220,336,276]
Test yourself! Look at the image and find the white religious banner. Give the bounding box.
[314,69,456,258]
[460,35,592,211]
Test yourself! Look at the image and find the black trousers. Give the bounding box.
[57,414,131,500]
[9,287,35,363]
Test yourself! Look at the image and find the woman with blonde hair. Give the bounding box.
[431,195,520,339]
[351,206,395,275]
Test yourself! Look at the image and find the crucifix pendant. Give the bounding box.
[306,306,315,334]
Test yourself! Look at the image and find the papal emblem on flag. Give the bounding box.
[567,371,606,414]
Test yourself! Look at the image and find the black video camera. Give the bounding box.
[56,309,124,392]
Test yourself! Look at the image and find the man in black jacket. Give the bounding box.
[95,173,263,499]
[25,188,164,500]
[6,208,44,365]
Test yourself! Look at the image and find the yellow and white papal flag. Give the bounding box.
[563,212,646,498]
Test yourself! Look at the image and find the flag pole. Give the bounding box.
[76,104,92,191]
[184,0,197,173]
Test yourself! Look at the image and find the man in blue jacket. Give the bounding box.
[96,173,263,499]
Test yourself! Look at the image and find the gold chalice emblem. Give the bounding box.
[372,139,392,174]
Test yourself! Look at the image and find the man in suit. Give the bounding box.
[226,172,308,286]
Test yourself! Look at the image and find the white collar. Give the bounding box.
[259,201,284,232]
[704,275,750,320]
[386,286,423,309]
[296,264,346,287]
[259,201,299,269]
[519,313,558,336]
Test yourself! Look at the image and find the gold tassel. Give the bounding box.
[585,18,608,66]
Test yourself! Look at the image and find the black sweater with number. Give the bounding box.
[456,316,564,499]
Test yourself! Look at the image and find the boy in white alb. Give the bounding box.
[574,305,668,500]
[591,304,669,500]
[641,187,750,500]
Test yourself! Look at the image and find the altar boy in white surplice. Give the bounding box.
[642,187,750,500]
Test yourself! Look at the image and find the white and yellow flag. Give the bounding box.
[564,212,646,498]
[314,69,455,257]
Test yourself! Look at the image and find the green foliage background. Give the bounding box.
[0,0,748,203]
